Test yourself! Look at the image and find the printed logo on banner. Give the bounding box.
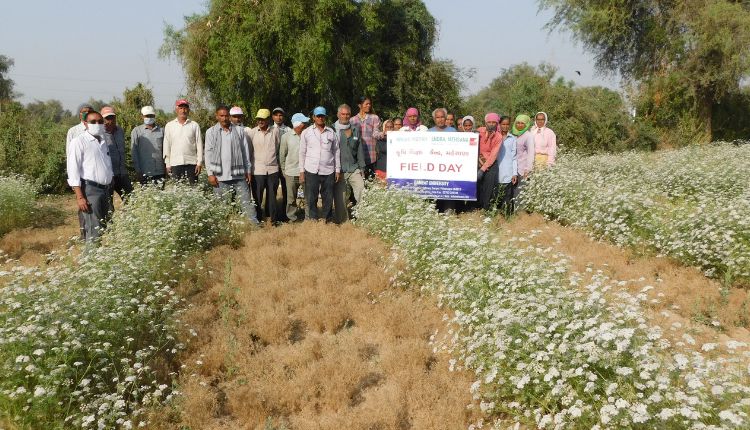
[386,131,479,201]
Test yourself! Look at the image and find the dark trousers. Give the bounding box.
[497,181,517,216]
[252,172,280,222]
[477,162,499,210]
[171,164,197,184]
[279,172,288,221]
[139,174,166,186]
[304,171,334,220]
[110,174,133,209]
[80,181,111,242]
[436,200,457,213]
[363,162,377,180]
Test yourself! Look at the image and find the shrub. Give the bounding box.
[0,174,37,235]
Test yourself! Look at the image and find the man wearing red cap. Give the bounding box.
[163,99,203,184]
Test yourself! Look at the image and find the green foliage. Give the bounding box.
[160,0,465,117]
[464,63,655,153]
[539,0,750,141]
[0,174,37,236]
[0,101,69,193]
[25,100,71,124]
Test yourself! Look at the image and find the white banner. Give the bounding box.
[386,131,479,200]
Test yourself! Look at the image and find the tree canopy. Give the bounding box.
[539,0,750,142]
[465,63,656,153]
[0,55,16,101]
[160,0,464,119]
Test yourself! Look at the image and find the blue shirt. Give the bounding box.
[428,126,457,132]
[497,134,518,184]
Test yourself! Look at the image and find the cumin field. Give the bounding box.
[1,143,749,429]
[520,142,750,286]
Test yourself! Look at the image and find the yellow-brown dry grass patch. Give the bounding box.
[155,222,478,429]
[491,212,750,349]
[0,195,79,268]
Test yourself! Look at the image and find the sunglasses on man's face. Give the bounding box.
[88,120,104,124]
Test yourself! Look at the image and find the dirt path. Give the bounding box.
[157,222,479,430]
[494,212,750,348]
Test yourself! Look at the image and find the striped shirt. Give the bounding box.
[350,113,382,165]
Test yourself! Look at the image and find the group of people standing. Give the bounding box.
[65,97,556,242]
[376,107,557,214]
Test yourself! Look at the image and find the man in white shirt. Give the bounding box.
[163,99,203,184]
[66,110,114,242]
[66,102,93,239]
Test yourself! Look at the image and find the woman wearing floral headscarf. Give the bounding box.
[530,111,557,169]
[399,107,429,132]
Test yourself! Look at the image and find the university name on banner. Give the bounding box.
[386,131,479,200]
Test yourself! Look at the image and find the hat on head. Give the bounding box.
[229,106,244,116]
[77,103,93,113]
[255,108,271,119]
[272,107,285,114]
[141,106,156,116]
[484,112,500,123]
[175,99,189,107]
[100,106,116,118]
[291,113,310,127]
[313,106,327,117]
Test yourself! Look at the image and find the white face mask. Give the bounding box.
[87,124,105,137]
[144,117,155,125]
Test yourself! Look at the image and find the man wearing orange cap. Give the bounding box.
[245,108,281,223]
[163,99,203,184]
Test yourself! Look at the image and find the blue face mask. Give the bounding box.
[144,117,155,125]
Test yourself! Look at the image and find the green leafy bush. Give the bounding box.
[0,174,37,235]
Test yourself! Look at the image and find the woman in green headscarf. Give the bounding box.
[513,114,533,177]
[512,114,532,138]
[512,114,534,210]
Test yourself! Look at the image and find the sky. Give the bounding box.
[1,0,618,113]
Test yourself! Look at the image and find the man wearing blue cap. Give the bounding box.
[279,113,309,221]
[299,106,340,221]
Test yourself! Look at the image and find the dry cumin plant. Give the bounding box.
[493,212,750,350]
[154,222,478,429]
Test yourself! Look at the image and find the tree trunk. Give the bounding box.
[697,90,713,143]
